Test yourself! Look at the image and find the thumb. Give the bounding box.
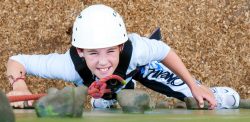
[196,97,204,108]
[6,91,14,96]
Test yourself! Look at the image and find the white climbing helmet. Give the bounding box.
[72,4,128,49]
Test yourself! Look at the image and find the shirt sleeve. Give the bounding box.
[129,33,171,66]
[9,50,83,85]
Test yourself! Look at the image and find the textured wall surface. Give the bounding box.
[0,0,249,104]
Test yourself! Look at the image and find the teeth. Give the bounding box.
[100,68,108,71]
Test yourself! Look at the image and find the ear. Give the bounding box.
[76,48,84,58]
[119,44,124,52]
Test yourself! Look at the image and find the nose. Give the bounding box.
[98,54,108,66]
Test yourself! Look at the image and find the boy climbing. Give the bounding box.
[8,4,239,110]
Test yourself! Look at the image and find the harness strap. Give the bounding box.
[149,27,161,40]
[113,40,133,79]
[69,46,93,87]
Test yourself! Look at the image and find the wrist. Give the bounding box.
[12,80,29,91]
[188,82,199,91]
[7,72,27,90]
[10,77,25,86]
[7,75,28,91]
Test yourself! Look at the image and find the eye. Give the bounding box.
[108,50,115,53]
[107,48,116,53]
[89,52,98,55]
[87,51,98,55]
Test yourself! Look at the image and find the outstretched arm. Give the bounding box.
[161,49,216,109]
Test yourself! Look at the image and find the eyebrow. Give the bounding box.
[86,50,97,53]
[86,47,118,52]
[108,47,118,50]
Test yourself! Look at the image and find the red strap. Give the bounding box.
[88,81,111,99]
[8,94,46,102]
[87,75,125,99]
[8,75,25,86]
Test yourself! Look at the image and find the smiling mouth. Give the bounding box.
[98,67,110,72]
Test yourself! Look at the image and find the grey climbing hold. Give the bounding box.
[35,86,87,117]
[0,90,15,122]
[117,89,151,114]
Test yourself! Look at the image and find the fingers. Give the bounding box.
[23,101,29,107]
[199,85,217,109]
[10,100,34,108]
[28,100,34,106]
[11,101,24,108]
[7,90,34,108]
[7,92,24,108]
[205,96,217,109]
[197,93,217,110]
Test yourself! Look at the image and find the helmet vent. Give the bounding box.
[113,11,117,17]
[78,14,82,19]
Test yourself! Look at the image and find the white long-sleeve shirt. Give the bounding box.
[10,33,170,86]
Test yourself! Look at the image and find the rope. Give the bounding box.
[7,75,126,102]
[8,94,46,102]
[88,75,126,98]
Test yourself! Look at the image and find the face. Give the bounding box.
[77,45,122,79]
